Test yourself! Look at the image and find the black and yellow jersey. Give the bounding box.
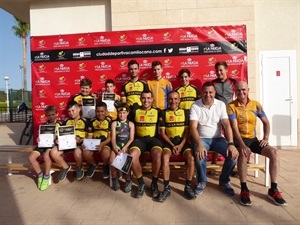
[87,117,111,141]
[63,118,87,139]
[175,84,200,110]
[121,80,149,106]
[130,106,160,138]
[160,108,189,138]
[72,93,95,106]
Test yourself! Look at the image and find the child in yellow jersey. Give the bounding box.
[72,78,97,106]
[83,101,112,179]
[99,79,121,120]
[50,101,88,181]
[28,105,62,191]
[147,60,172,110]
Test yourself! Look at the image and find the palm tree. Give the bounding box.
[12,17,30,95]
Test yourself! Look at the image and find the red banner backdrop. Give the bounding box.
[31,25,247,137]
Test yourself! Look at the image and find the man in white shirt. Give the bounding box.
[189,81,239,196]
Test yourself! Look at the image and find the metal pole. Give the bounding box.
[19,65,24,102]
[4,76,9,114]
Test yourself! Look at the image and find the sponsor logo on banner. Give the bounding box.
[38,89,47,98]
[40,114,47,123]
[58,76,67,85]
[119,34,129,44]
[38,40,46,48]
[141,72,150,80]
[163,48,174,54]
[203,70,217,80]
[163,59,173,68]
[180,58,199,68]
[136,34,154,43]
[179,46,199,54]
[77,62,87,72]
[73,51,91,59]
[53,38,70,48]
[57,51,67,60]
[230,69,239,78]
[116,73,130,83]
[225,29,243,39]
[35,77,51,86]
[74,75,85,85]
[95,62,112,71]
[207,28,216,38]
[34,52,50,61]
[35,102,47,111]
[59,101,67,110]
[77,37,86,47]
[165,72,177,82]
[99,74,107,83]
[180,31,198,41]
[207,57,217,65]
[203,43,222,54]
[226,56,244,65]
[54,64,70,73]
[119,60,127,70]
[54,89,71,98]
[38,64,47,73]
[162,32,172,41]
[139,60,151,69]
[94,35,111,45]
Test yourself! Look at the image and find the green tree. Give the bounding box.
[0,90,6,102]
[12,17,30,94]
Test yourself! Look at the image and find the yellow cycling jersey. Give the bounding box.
[88,117,111,141]
[121,80,149,106]
[130,106,160,138]
[147,78,172,110]
[72,93,95,106]
[175,84,200,110]
[160,108,188,139]
[227,99,266,139]
[64,118,87,139]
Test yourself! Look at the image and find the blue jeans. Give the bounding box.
[193,137,236,184]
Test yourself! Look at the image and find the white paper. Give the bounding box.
[83,138,101,151]
[102,93,115,112]
[58,126,77,150]
[38,125,56,148]
[82,98,96,118]
[111,153,133,174]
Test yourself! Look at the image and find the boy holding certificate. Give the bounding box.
[51,101,88,181]
[82,102,112,179]
[72,78,97,106]
[28,105,62,191]
[109,104,135,192]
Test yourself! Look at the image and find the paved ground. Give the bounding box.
[0,123,299,225]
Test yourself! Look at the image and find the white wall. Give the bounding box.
[30,0,111,36]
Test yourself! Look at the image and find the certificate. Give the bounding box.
[82,97,96,118]
[111,153,133,174]
[83,138,101,151]
[57,126,77,150]
[38,125,56,148]
[102,93,115,112]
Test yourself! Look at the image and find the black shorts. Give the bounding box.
[235,137,264,154]
[32,146,52,155]
[163,138,192,155]
[130,137,162,153]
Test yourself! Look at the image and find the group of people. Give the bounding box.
[29,59,287,206]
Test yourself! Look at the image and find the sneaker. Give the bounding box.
[37,176,43,189]
[219,182,235,196]
[39,178,49,191]
[194,183,206,195]
[76,165,85,181]
[267,189,287,206]
[184,185,196,200]
[135,184,145,198]
[151,182,159,198]
[58,164,71,182]
[112,178,120,191]
[102,164,110,179]
[124,180,132,193]
[86,163,98,178]
[240,190,252,206]
[158,188,171,202]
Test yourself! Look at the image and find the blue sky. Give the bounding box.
[0,9,31,91]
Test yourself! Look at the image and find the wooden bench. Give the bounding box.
[0,145,269,186]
